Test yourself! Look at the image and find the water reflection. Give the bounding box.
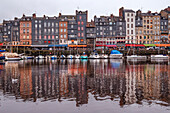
[0,59,169,108]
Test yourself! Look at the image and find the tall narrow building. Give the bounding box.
[120,7,136,44]
[20,14,32,45]
[76,10,88,46]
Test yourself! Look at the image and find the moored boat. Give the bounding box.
[35,55,45,59]
[151,55,169,59]
[51,55,57,60]
[89,53,100,59]
[60,55,66,59]
[5,56,22,61]
[100,54,108,59]
[109,50,123,59]
[81,52,88,59]
[0,50,6,60]
[127,55,147,60]
[67,55,74,59]
[74,54,80,59]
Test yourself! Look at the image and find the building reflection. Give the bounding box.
[0,60,169,107]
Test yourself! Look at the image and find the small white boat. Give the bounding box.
[151,55,169,59]
[21,56,34,59]
[5,56,22,61]
[127,55,147,60]
[67,55,74,59]
[109,54,123,59]
[89,53,100,59]
[36,55,45,59]
[80,52,88,59]
[74,54,80,59]
[100,54,108,59]
[109,50,123,59]
[60,55,66,59]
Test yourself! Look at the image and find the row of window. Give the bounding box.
[96,38,125,41]
[127,24,134,28]
[127,30,134,35]
[60,39,67,43]
[135,41,153,44]
[78,21,84,25]
[136,36,160,39]
[127,13,134,17]
[127,18,134,22]
[22,35,30,39]
[23,29,29,33]
[44,22,58,27]
[23,42,30,45]
[21,23,30,27]
[35,35,59,40]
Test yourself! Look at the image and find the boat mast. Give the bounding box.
[102,27,104,54]
[54,35,56,56]
[10,26,13,53]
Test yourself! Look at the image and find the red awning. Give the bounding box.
[96,45,106,47]
[125,44,145,47]
[106,45,117,47]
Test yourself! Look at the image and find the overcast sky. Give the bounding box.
[0,0,169,23]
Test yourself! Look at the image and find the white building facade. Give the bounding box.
[124,10,136,44]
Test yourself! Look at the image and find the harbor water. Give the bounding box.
[0,59,169,113]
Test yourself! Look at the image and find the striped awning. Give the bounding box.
[48,44,68,47]
[125,44,145,47]
[144,44,156,47]
[155,44,170,47]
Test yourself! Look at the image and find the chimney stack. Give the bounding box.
[32,13,36,18]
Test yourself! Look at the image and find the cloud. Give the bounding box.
[0,0,169,23]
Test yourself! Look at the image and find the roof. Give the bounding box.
[86,22,95,27]
[124,9,135,13]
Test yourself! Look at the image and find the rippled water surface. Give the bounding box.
[0,59,170,113]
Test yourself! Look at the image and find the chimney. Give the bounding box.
[32,13,36,18]
[119,7,124,17]
[14,17,18,20]
[136,10,141,17]
[43,15,46,18]
[110,14,114,18]
[86,10,88,22]
[147,11,151,14]
[23,14,25,17]
[59,13,61,17]
[94,15,96,18]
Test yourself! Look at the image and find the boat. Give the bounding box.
[74,54,80,59]
[60,54,66,59]
[127,55,147,60]
[151,55,169,60]
[0,54,5,60]
[0,50,6,60]
[21,55,34,60]
[89,53,100,59]
[27,56,34,59]
[100,54,108,59]
[35,55,45,59]
[67,55,74,59]
[109,50,123,59]
[51,55,57,60]
[5,55,22,61]
[126,45,146,60]
[81,52,88,59]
